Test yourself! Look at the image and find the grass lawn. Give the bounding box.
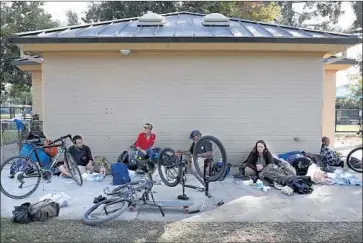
[336,125,361,132]
[1,218,362,242]
[1,130,19,145]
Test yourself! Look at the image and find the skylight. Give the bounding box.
[138,11,166,26]
[202,13,230,26]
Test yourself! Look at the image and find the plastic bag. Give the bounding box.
[39,192,71,208]
[87,173,105,182]
[128,170,136,178]
[306,164,327,184]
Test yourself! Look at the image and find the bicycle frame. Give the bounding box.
[21,141,66,178]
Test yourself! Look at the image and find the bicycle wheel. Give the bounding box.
[0,156,41,199]
[65,152,83,186]
[193,136,227,182]
[346,147,362,173]
[157,147,182,187]
[83,198,130,226]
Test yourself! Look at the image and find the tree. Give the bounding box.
[83,1,178,23]
[179,1,280,22]
[83,1,280,23]
[348,75,362,102]
[351,1,362,33]
[0,2,59,105]
[66,10,80,26]
[277,2,344,31]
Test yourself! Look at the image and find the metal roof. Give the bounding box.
[7,12,361,45]
[323,56,359,65]
[12,56,42,66]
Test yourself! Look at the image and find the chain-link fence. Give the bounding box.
[0,120,43,163]
[335,109,362,133]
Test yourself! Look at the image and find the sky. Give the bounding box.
[42,2,361,86]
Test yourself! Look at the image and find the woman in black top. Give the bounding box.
[243,140,274,177]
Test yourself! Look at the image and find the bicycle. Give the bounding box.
[0,134,83,199]
[346,146,362,173]
[157,135,227,213]
[83,177,166,226]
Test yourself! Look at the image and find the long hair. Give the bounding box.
[251,140,269,154]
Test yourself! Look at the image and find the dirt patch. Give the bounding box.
[1,218,362,242]
[334,134,362,148]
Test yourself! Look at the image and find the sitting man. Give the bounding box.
[321,136,344,167]
[176,130,212,173]
[135,123,156,161]
[58,135,94,177]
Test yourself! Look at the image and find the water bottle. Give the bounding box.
[100,164,106,176]
[256,179,264,190]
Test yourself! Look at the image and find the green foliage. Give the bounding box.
[348,75,363,101]
[277,2,344,31]
[0,2,58,105]
[335,97,360,109]
[66,10,80,26]
[83,1,281,23]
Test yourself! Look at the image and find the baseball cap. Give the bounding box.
[189,130,202,139]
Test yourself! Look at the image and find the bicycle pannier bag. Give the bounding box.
[20,143,51,168]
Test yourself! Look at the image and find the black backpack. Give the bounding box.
[118,151,137,171]
[291,157,312,176]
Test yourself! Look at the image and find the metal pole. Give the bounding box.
[0,120,3,164]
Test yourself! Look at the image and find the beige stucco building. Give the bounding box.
[10,12,360,164]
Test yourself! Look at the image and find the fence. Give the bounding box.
[335,109,362,133]
[0,120,43,163]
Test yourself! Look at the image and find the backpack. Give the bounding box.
[30,199,60,222]
[118,150,138,171]
[12,199,60,223]
[43,140,58,157]
[212,162,232,181]
[12,202,32,224]
[291,157,312,176]
[111,162,131,185]
[93,156,112,175]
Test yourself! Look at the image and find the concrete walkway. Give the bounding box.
[1,168,362,223]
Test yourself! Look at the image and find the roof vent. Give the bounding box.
[202,13,230,26]
[138,11,166,26]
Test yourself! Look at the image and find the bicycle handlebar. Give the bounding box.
[49,134,72,144]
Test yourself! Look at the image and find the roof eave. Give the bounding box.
[7,36,362,45]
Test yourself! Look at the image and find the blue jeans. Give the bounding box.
[138,148,153,160]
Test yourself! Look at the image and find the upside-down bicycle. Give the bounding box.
[157,135,228,213]
[0,134,83,199]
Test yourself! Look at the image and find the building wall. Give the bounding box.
[322,70,337,141]
[31,70,43,120]
[42,53,323,165]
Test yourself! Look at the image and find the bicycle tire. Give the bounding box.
[193,136,227,182]
[82,198,130,226]
[0,156,41,199]
[157,147,182,187]
[65,152,83,186]
[346,146,362,173]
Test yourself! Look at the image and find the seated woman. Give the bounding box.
[243,140,274,177]
[135,123,156,161]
